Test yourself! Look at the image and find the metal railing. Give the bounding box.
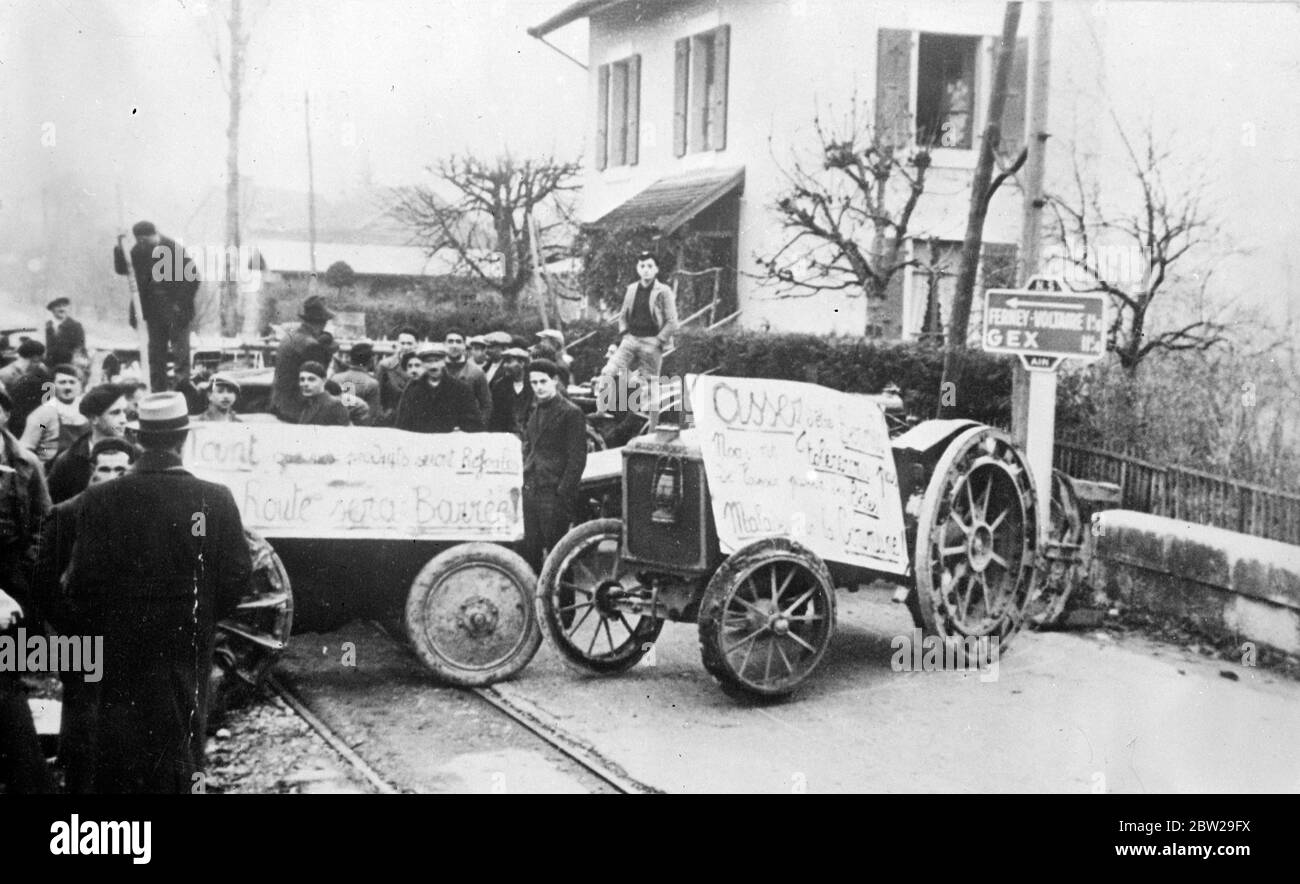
[1054,441,1300,546]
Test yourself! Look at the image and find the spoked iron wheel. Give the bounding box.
[698,537,836,701]
[1026,469,1085,629]
[538,519,663,674]
[217,529,294,689]
[913,427,1038,664]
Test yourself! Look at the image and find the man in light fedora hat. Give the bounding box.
[271,295,334,422]
[60,391,250,793]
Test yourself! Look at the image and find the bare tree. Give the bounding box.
[389,154,581,313]
[1045,122,1230,374]
[757,96,932,327]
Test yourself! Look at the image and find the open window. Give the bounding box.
[877,28,1028,156]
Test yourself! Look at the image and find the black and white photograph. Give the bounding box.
[0,0,1296,838]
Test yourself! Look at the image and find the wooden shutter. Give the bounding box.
[673,37,689,157]
[609,61,629,166]
[999,37,1029,152]
[875,29,912,149]
[711,24,730,151]
[595,63,610,171]
[627,54,641,165]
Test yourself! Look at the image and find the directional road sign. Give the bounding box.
[982,284,1106,369]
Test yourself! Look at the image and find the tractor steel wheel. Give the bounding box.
[217,529,294,689]
[698,537,836,701]
[1026,469,1085,629]
[405,543,542,687]
[913,427,1038,665]
[538,519,662,674]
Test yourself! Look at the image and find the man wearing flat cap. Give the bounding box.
[44,297,86,369]
[47,384,132,504]
[482,330,513,385]
[113,220,201,393]
[59,392,251,793]
[297,361,351,426]
[195,373,241,422]
[330,342,380,426]
[394,343,483,434]
[271,295,334,423]
[488,347,534,436]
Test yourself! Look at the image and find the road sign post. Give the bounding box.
[982,277,1106,540]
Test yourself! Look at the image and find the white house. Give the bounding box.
[530,0,1039,337]
[529,0,1300,339]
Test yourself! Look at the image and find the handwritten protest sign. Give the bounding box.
[688,375,908,575]
[185,423,523,541]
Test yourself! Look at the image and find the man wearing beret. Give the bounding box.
[271,295,334,423]
[394,343,483,434]
[58,392,251,793]
[44,297,86,369]
[47,384,132,504]
[296,361,351,426]
[331,342,381,425]
[113,221,200,392]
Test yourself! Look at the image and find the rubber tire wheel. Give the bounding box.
[538,518,663,674]
[217,528,294,690]
[697,537,837,702]
[405,542,542,687]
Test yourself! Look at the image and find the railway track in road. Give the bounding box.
[264,621,657,795]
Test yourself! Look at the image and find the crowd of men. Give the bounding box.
[0,232,678,793]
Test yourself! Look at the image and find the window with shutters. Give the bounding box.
[916,34,979,150]
[595,55,640,170]
[876,28,1028,158]
[673,25,730,156]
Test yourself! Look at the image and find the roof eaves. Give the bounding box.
[527,0,626,38]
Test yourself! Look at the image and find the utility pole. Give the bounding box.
[1012,1,1054,449]
[223,0,245,337]
[305,90,319,294]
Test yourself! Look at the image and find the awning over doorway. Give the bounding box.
[588,167,745,235]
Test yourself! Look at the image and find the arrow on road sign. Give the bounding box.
[1005,298,1084,310]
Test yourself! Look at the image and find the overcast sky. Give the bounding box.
[0,0,588,240]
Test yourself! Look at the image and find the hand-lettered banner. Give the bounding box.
[185,423,523,541]
[688,375,908,575]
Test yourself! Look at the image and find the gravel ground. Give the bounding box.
[203,691,377,794]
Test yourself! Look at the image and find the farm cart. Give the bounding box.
[537,374,1045,700]
[192,422,543,691]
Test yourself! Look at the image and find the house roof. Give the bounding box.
[588,167,745,235]
[528,0,629,38]
[255,239,470,277]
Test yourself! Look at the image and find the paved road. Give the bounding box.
[280,589,1300,794]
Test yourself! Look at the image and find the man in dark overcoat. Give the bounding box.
[394,344,483,434]
[520,359,587,572]
[270,295,334,422]
[113,220,201,392]
[44,297,86,368]
[61,392,250,793]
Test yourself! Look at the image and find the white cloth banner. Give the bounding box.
[688,375,908,575]
[184,423,523,541]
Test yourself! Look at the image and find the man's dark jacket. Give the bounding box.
[45,318,86,367]
[113,236,200,328]
[61,449,251,793]
[6,363,52,439]
[394,374,483,434]
[298,393,351,426]
[47,431,108,505]
[488,374,533,436]
[270,324,331,422]
[522,394,587,502]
